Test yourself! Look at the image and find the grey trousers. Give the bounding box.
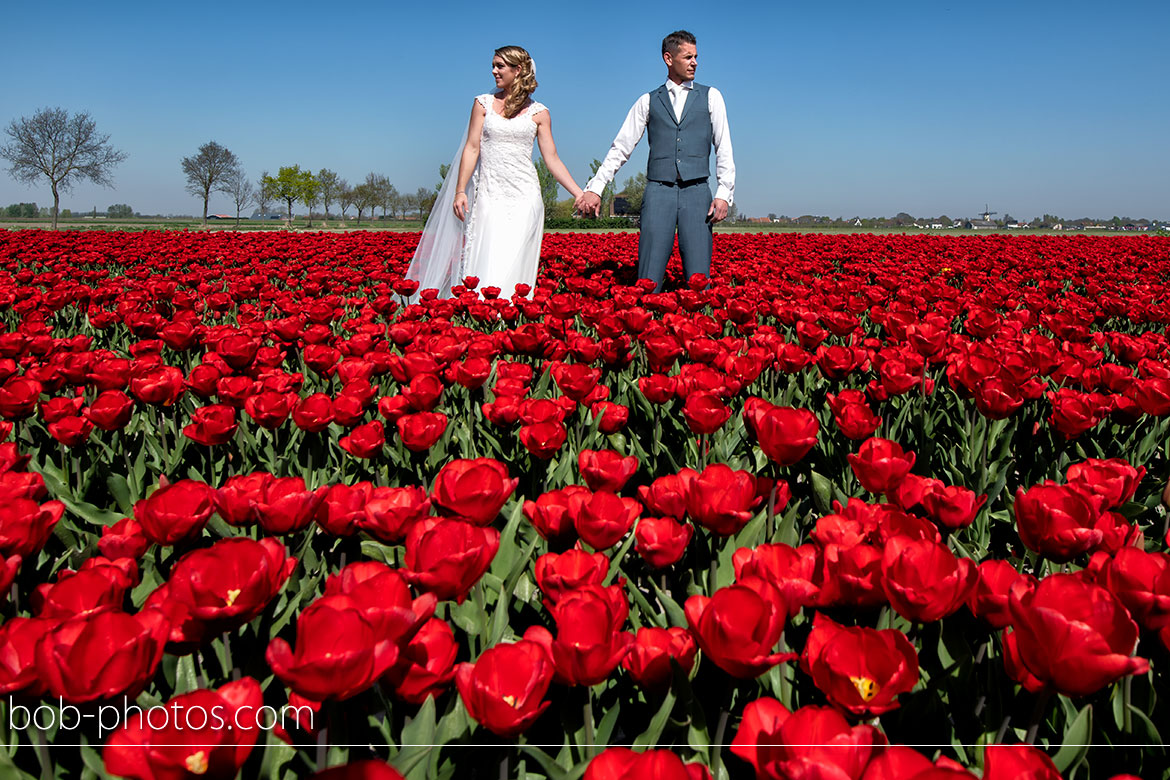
[637,178,713,290]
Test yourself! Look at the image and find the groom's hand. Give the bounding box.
[708,198,729,224]
[576,191,602,217]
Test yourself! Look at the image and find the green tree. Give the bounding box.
[106,203,134,218]
[181,141,238,226]
[316,168,341,224]
[535,159,559,213]
[619,172,647,214]
[0,107,127,229]
[261,165,315,223]
[589,159,615,217]
[299,171,321,227]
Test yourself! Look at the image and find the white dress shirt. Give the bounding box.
[586,79,735,205]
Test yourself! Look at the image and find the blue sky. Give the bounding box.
[1,0,1166,220]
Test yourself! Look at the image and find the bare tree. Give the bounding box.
[222,166,255,228]
[364,173,391,220]
[416,186,436,221]
[383,184,400,220]
[181,141,239,226]
[0,107,127,229]
[317,168,340,225]
[254,170,273,216]
[336,181,353,222]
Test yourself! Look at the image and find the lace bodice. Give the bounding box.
[474,93,546,201]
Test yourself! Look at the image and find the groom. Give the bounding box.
[576,30,735,291]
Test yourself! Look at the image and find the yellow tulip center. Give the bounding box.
[225,589,241,607]
[502,694,518,707]
[850,676,880,702]
[185,750,209,774]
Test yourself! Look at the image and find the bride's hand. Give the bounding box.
[453,193,469,221]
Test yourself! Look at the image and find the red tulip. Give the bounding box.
[982,744,1062,780]
[84,389,135,431]
[744,398,819,466]
[880,537,978,623]
[1008,573,1149,696]
[685,577,794,678]
[801,612,919,717]
[402,517,499,603]
[732,542,821,618]
[396,411,448,451]
[339,420,386,459]
[637,473,688,520]
[0,616,55,696]
[578,449,639,493]
[966,559,1037,629]
[0,497,65,557]
[682,390,731,434]
[254,476,326,535]
[455,637,554,737]
[360,485,431,544]
[572,490,641,550]
[1066,457,1145,512]
[523,485,588,544]
[149,537,296,645]
[620,626,698,693]
[530,585,633,686]
[1013,482,1102,562]
[678,463,759,536]
[134,479,215,546]
[519,420,568,459]
[731,697,884,780]
[384,617,458,704]
[848,437,916,494]
[103,678,264,780]
[32,558,135,619]
[634,516,693,568]
[431,458,517,525]
[266,595,399,701]
[1090,547,1170,630]
[183,404,239,446]
[292,393,335,432]
[36,607,171,703]
[534,548,609,604]
[585,748,711,780]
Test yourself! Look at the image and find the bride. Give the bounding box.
[406,46,584,299]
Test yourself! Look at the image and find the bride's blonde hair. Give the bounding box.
[495,45,537,118]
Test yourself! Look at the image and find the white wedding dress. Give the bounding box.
[406,94,546,299]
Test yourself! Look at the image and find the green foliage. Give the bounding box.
[535,159,560,213]
[4,202,38,218]
[261,165,318,221]
[618,172,647,214]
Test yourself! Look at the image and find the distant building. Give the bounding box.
[965,219,998,230]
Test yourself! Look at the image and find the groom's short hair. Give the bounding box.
[662,30,696,55]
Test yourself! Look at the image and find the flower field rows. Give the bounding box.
[1,229,1169,779]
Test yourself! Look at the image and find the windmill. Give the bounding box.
[979,204,998,222]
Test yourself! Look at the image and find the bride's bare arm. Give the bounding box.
[453,100,486,220]
[534,110,583,201]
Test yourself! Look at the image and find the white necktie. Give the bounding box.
[671,85,687,122]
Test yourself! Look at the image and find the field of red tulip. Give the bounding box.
[1,228,1170,780]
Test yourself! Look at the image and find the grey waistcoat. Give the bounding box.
[646,82,712,184]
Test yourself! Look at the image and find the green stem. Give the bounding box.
[1024,687,1053,745]
[583,686,596,760]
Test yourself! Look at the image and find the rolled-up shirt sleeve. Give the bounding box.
[708,87,735,205]
[586,94,650,196]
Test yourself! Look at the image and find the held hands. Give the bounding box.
[707,198,729,224]
[453,193,469,221]
[575,191,602,218]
